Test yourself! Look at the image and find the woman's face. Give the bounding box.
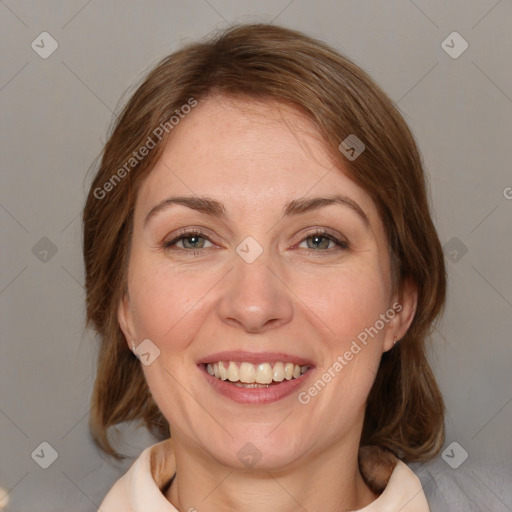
[119,95,416,469]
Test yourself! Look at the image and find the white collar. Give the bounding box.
[99,439,430,511]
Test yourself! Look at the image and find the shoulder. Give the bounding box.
[98,439,177,512]
[359,446,430,511]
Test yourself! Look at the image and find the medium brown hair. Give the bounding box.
[83,23,446,461]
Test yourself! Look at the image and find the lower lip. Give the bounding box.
[199,365,314,404]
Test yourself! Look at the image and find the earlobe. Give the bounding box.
[117,294,136,350]
[383,278,418,352]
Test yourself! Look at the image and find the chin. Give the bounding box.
[200,427,308,471]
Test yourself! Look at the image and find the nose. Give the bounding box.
[216,248,294,333]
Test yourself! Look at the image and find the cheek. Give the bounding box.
[127,255,208,344]
[301,262,390,344]
[297,263,389,408]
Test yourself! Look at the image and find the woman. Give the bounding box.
[83,23,446,511]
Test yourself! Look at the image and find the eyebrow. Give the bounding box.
[144,194,370,229]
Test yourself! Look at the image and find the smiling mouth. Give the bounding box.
[203,361,310,388]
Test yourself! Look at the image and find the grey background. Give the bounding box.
[1,1,511,510]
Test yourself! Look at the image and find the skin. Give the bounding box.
[118,95,418,512]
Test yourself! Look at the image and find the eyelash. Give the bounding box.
[163,228,349,257]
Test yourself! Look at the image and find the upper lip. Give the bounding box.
[197,351,314,366]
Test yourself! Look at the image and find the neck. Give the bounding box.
[165,435,379,512]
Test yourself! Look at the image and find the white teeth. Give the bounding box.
[255,363,273,384]
[239,362,256,383]
[218,361,228,380]
[284,362,294,380]
[273,362,285,382]
[206,361,308,384]
[227,361,239,382]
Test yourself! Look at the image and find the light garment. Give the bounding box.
[98,439,430,511]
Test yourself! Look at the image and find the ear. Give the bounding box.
[382,277,418,352]
[118,292,136,350]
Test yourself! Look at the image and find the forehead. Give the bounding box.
[135,95,382,232]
